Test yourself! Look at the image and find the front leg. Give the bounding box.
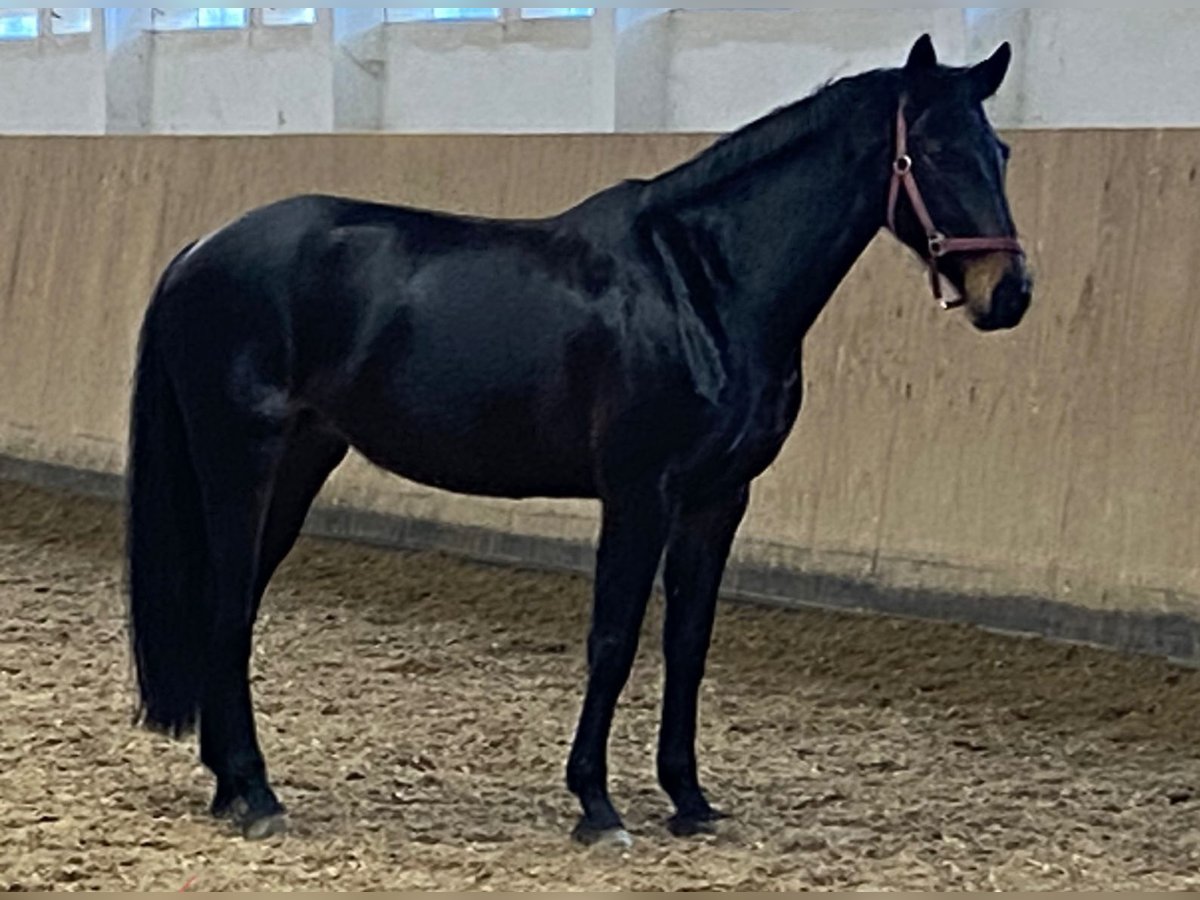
[658,484,749,836]
[566,487,670,846]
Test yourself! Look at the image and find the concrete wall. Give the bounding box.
[0,9,106,134]
[5,10,1200,134]
[2,128,1200,659]
[967,8,1200,129]
[619,8,969,131]
[107,8,334,134]
[365,12,615,133]
[623,8,1200,131]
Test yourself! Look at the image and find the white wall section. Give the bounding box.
[1,9,1198,134]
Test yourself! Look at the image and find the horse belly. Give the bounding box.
[329,375,598,500]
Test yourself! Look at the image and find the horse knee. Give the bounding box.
[587,630,636,673]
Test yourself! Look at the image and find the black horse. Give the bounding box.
[127,35,1032,844]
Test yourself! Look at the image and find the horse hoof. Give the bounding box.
[243,813,288,841]
[211,796,248,822]
[667,815,716,838]
[667,808,728,838]
[572,822,634,850]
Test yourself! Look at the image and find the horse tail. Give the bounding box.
[127,241,210,737]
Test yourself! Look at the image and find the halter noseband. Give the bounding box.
[886,98,1024,310]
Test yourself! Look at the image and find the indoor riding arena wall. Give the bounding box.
[1,129,1197,661]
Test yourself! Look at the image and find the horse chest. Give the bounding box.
[688,371,802,487]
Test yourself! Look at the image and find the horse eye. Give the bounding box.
[924,142,950,162]
[928,146,962,169]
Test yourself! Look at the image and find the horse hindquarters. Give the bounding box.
[129,252,328,837]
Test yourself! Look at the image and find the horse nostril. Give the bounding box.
[1003,278,1032,321]
[986,270,1031,328]
[1017,279,1033,312]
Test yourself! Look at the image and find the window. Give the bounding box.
[151,8,248,31]
[520,8,594,18]
[384,8,591,23]
[50,8,93,35]
[0,8,37,40]
[148,8,314,30]
[197,8,248,28]
[385,8,502,23]
[261,8,316,26]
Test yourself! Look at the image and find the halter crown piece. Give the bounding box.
[885,97,1025,310]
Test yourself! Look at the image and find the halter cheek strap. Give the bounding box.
[886,98,1024,309]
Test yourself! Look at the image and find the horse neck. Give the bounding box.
[645,84,896,372]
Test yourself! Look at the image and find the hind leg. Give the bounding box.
[204,419,347,837]
[187,411,287,838]
[252,420,347,600]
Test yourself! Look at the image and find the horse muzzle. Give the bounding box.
[967,262,1032,332]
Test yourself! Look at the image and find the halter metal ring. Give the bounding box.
[927,232,947,258]
[893,154,913,176]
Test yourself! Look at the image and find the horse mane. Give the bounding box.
[647,67,901,204]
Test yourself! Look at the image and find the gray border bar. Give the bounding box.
[4,452,1197,666]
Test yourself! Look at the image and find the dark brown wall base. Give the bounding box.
[5,452,1198,668]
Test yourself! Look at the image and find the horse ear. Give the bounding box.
[969,41,1012,101]
[905,34,938,72]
